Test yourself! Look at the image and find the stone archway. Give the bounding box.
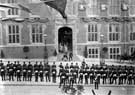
[58,27,73,53]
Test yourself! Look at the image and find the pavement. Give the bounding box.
[0,82,135,95]
[0,77,135,95]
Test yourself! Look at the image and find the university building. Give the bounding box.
[0,0,135,62]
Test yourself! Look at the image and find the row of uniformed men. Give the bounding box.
[0,61,57,82]
[0,61,135,85]
[58,63,135,87]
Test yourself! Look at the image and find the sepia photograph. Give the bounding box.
[0,0,135,95]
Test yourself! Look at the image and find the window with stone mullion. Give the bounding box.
[88,48,99,58]
[8,25,20,43]
[109,24,120,41]
[109,47,120,59]
[32,24,43,43]
[88,24,98,42]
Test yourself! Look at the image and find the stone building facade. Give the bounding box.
[0,0,135,62]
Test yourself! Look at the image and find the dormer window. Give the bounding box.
[121,3,129,11]
[79,4,85,11]
[101,4,107,11]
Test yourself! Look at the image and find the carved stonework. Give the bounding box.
[55,17,77,55]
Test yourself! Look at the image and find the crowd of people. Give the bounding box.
[0,60,135,88]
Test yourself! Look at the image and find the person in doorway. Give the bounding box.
[69,52,73,61]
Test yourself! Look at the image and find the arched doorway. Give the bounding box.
[58,27,73,53]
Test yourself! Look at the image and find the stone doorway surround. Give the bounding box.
[54,17,78,56]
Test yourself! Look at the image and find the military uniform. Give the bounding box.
[70,63,74,70]
[52,62,56,70]
[69,73,74,87]
[74,63,79,78]
[94,76,99,90]
[51,62,57,83]
[73,69,77,84]
[96,71,101,84]
[22,62,27,81]
[39,63,44,82]
[0,64,6,81]
[34,63,39,82]
[102,69,107,84]
[58,63,64,77]
[78,69,84,84]
[127,69,133,85]
[84,65,89,84]
[65,69,69,84]
[44,63,50,82]
[6,62,10,79]
[27,62,33,81]
[89,68,95,84]
[112,70,118,84]
[127,73,133,85]
[133,71,135,85]
[59,70,67,88]
[13,62,17,77]
[16,63,22,81]
[8,64,14,81]
[52,68,57,83]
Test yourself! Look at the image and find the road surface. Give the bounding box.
[0,82,135,95]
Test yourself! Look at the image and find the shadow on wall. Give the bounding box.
[0,50,5,58]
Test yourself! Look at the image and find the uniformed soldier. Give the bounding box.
[69,71,74,87]
[78,68,84,84]
[13,61,17,77]
[84,64,89,84]
[96,70,101,85]
[123,66,128,84]
[112,70,118,84]
[108,68,113,84]
[51,62,57,83]
[16,62,22,81]
[44,62,50,82]
[127,72,133,85]
[59,69,67,88]
[6,61,10,79]
[118,68,123,85]
[52,67,57,83]
[101,67,107,84]
[65,68,70,84]
[8,63,14,81]
[0,63,6,81]
[122,68,127,84]
[133,69,135,85]
[70,63,74,70]
[73,69,77,84]
[74,63,79,78]
[58,63,64,77]
[65,63,69,70]
[84,69,89,84]
[27,62,33,81]
[22,62,27,81]
[39,62,44,82]
[89,68,95,84]
[94,75,99,90]
[52,62,56,70]
[81,59,86,69]
[127,68,133,85]
[34,62,39,82]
